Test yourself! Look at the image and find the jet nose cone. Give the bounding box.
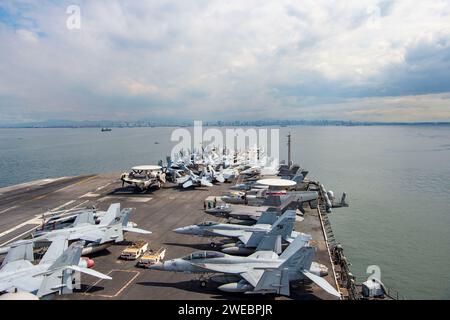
[173,227,187,234]
[149,262,164,270]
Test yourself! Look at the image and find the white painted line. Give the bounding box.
[79,192,100,198]
[41,200,90,218]
[70,200,90,210]
[0,215,43,246]
[98,196,152,203]
[83,270,140,298]
[0,225,41,247]
[51,200,76,212]
[0,205,18,215]
[96,183,111,191]
[0,199,89,246]
[126,197,152,203]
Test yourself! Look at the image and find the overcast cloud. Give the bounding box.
[1,0,450,123]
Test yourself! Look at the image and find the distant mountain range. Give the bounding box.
[1,119,449,128]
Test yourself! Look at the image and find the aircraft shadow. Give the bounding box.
[163,242,215,250]
[86,248,112,258]
[288,281,322,300]
[77,284,107,294]
[176,187,210,193]
[107,187,157,195]
[136,280,276,300]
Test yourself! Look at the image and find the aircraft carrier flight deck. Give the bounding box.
[0,173,345,300]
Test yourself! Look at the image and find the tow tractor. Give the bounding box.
[120,241,149,260]
[137,248,167,268]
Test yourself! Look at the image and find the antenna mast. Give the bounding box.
[287,132,292,166]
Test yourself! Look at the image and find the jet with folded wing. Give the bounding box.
[0,203,151,255]
[150,234,340,298]
[176,165,213,189]
[0,238,111,299]
[174,210,307,255]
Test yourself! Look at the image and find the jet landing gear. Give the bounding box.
[193,275,210,288]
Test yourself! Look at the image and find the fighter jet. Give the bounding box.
[175,210,305,255]
[173,210,280,238]
[176,166,213,188]
[150,234,340,298]
[0,238,111,299]
[0,203,151,255]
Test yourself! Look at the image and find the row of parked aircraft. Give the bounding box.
[0,147,344,299]
[151,203,340,297]
[144,149,341,298]
[120,146,296,191]
[0,203,151,299]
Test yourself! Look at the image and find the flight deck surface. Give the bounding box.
[0,173,339,300]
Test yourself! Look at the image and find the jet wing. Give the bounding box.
[196,264,265,287]
[197,263,248,274]
[66,266,112,280]
[0,260,34,273]
[241,270,265,287]
[122,226,152,234]
[0,275,41,293]
[302,270,341,298]
[71,230,104,243]
[209,229,252,244]
[183,180,193,188]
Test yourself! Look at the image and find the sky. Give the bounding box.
[1,0,450,124]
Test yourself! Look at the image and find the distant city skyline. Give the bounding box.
[1,1,450,123]
[1,118,450,128]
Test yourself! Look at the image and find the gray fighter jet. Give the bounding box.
[0,203,151,255]
[0,238,111,298]
[175,210,307,255]
[150,234,340,298]
[173,210,280,237]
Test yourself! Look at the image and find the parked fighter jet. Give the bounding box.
[176,166,213,188]
[0,203,151,255]
[150,234,340,298]
[0,238,111,299]
[175,210,304,255]
[173,210,280,238]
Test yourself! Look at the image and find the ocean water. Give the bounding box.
[0,126,449,299]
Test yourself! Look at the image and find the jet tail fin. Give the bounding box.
[1,240,34,266]
[268,210,296,238]
[36,241,85,297]
[256,211,278,225]
[252,244,314,296]
[255,235,282,253]
[100,203,121,226]
[73,212,95,226]
[120,208,133,227]
[39,237,69,265]
[48,241,84,270]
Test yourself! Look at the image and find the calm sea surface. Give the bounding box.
[0,126,449,299]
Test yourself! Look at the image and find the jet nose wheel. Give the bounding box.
[210,242,217,248]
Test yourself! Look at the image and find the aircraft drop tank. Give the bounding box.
[218,282,253,293]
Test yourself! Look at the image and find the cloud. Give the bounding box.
[0,0,450,123]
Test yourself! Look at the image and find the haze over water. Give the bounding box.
[0,125,449,299]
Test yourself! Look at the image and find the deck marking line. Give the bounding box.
[51,200,76,212]
[83,269,140,298]
[0,206,18,215]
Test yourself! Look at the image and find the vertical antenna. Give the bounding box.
[287,132,292,166]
